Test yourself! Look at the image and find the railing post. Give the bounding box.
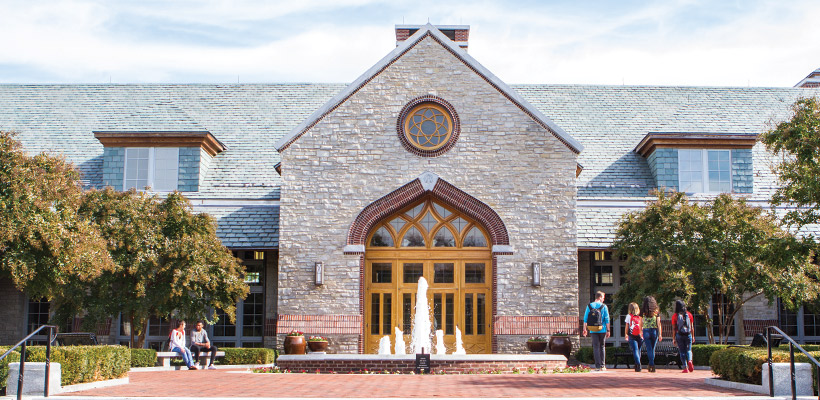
[17,341,26,400]
[790,342,796,400]
[45,326,52,397]
[768,328,774,397]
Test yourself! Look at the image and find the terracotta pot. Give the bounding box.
[548,335,573,359]
[284,335,306,355]
[526,340,547,353]
[307,340,328,352]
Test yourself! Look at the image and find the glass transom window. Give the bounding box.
[397,96,460,157]
[678,149,732,193]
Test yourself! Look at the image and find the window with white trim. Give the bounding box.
[124,147,179,191]
[678,149,731,193]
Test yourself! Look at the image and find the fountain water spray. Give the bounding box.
[378,335,392,355]
[454,326,466,355]
[410,277,432,354]
[394,327,406,355]
[435,330,446,354]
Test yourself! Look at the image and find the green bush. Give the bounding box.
[217,348,278,365]
[130,349,157,367]
[573,346,614,365]
[575,344,728,367]
[710,347,820,386]
[0,347,21,393]
[23,345,130,386]
[692,344,729,366]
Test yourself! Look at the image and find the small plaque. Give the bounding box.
[414,353,431,374]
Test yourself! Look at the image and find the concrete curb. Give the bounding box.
[703,377,767,394]
[130,364,274,372]
[59,377,130,394]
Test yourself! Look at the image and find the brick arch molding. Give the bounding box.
[344,172,512,255]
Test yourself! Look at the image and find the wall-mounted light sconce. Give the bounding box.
[532,262,541,287]
[315,262,324,286]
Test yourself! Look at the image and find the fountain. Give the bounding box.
[378,336,391,355]
[453,326,466,355]
[435,330,446,354]
[394,327,406,355]
[410,277,432,354]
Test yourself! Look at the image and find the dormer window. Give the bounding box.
[124,147,179,191]
[678,149,731,193]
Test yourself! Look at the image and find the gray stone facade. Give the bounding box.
[0,278,27,345]
[278,35,579,352]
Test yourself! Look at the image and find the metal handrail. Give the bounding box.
[0,325,57,400]
[766,326,820,400]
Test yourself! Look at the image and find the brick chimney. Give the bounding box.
[395,25,469,51]
[795,67,820,88]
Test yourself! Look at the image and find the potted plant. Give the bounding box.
[284,330,306,354]
[526,336,547,353]
[548,332,572,358]
[307,335,329,353]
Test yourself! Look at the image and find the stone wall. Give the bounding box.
[0,278,27,345]
[278,35,578,352]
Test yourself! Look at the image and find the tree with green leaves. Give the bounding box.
[67,188,249,347]
[760,96,820,228]
[0,131,114,312]
[613,190,819,344]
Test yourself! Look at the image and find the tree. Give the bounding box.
[760,97,820,228]
[0,131,113,309]
[67,188,249,347]
[613,190,819,344]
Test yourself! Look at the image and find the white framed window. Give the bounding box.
[124,147,179,191]
[678,149,732,193]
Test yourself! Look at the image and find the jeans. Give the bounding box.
[676,333,693,365]
[191,344,219,366]
[628,334,643,369]
[171,346,195,368]
[643,328,659,366]
[591,332,607,369]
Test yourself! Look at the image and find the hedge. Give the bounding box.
[217,348,277,365]
[23,345,130,386]
[0,347,21,393]
[710,347,820,387]
[130,349,157,367]
[575,344,729,366]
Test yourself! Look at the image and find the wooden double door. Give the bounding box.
[365,250,492,354]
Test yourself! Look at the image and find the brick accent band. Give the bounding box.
[276,314,363,335]
[743,319,778,336]
[276,356,566,374]
[493,316,582,335]
[346,176,510,247]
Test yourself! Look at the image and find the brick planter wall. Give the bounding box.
[276,354,566,374]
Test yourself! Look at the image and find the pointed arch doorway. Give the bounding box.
[364,195,492,354]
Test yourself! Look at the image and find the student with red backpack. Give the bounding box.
[624,302,643,372]
[671,300,695,373]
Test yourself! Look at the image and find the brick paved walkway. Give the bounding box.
[57,368,756,398]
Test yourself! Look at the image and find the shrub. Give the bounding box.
[0,347,21,393]
[23,345,130,386]
[710,347,820,386]
[130,349,157,367]
[575,344,728,367]
[217,348,278,365]
[573,346,614,365]
[692,344,729,366]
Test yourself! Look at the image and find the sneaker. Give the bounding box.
[687,361,694,372]
[649,365,655,373]
[207,365,217,370]
[600,367,607,372]
[681,368,689,373]
[188,366,198,370]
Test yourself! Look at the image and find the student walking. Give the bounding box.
[582,291,610,371]
[671,300,695,373]
[641,296,662,373]
[170,321,198,370]
[624,302,643,372]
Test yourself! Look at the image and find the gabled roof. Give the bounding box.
[274,23,583,154]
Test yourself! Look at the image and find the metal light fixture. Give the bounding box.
[315,262,324,286]
[531,262,541,287]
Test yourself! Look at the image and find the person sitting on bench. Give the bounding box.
[170,321,198,370]
[190,321,218,370]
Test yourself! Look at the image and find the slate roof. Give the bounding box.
[1,83,818,249]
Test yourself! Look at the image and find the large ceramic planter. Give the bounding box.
[548,335,572,359]
[526,340,547,353]
[307,340,328,353]
[284,335,306,355]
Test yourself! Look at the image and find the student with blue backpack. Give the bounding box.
[582,291,610,371]
[671,300,695,373]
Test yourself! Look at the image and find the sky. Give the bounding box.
[1,0,819,87]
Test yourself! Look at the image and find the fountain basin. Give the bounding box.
[276,354,567,374]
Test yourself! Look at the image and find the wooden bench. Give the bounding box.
[156,351,225,367]
[612,341,681,369]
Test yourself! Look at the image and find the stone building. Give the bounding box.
[1,24,819,351]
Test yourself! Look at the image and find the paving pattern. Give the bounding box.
[58,368,755,398]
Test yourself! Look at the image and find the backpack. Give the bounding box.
[629,315,642,336]
[676,313,691,335]
[587,303,604,332]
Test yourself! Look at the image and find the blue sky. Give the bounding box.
[1,0,818,86]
